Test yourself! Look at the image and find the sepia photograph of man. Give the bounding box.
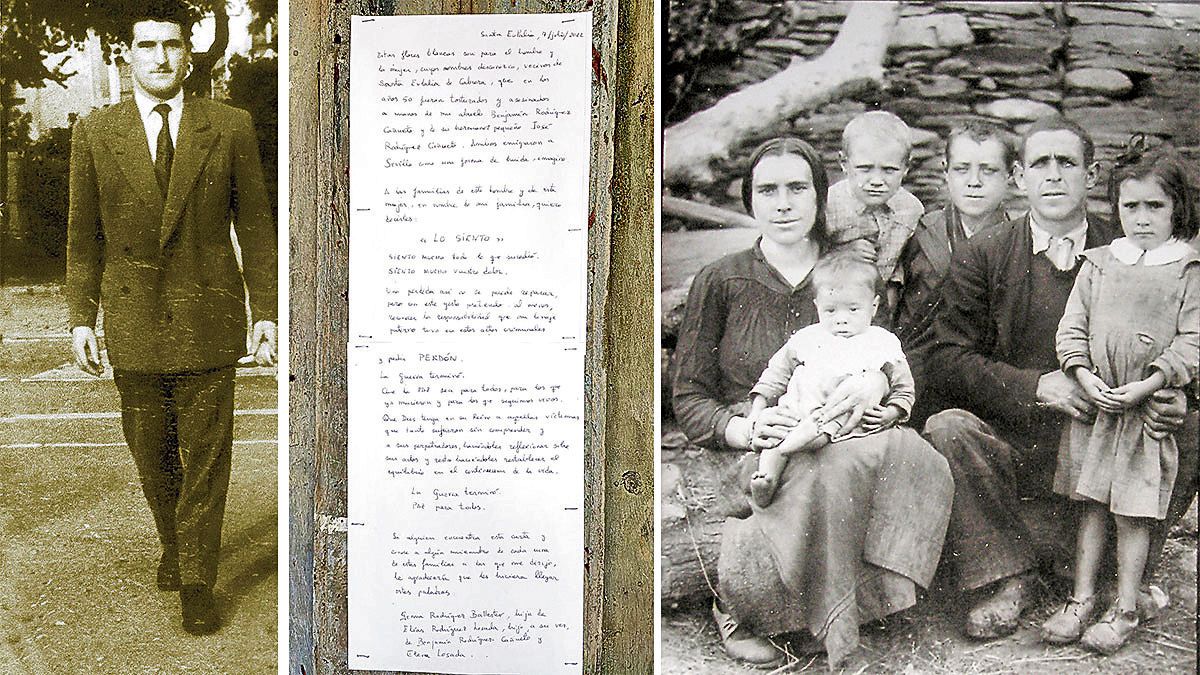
[1,1,280,671]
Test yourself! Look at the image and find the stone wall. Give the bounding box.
[664,1,1200,223]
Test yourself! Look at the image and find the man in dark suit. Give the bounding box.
[922,116,1194,639]
[66,4,276,635]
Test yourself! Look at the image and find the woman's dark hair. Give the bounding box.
[740,136,831,251]
[1108,136,1198,242]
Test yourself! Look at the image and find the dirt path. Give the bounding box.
[1,323,278,674]
[661,510,1197,674]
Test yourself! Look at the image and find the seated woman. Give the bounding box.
[671,136,955,668]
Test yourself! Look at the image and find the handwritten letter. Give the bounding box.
[347,13,591,674]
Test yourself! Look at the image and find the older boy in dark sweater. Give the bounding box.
[893,120,1018,423]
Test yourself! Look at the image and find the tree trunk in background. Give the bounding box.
[187,4,230,97]
[663,1,900,187]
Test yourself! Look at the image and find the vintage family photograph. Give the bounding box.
[661,1,1198,672]
[0,1,279,672]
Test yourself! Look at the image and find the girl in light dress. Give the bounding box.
[1041,145,1199,654]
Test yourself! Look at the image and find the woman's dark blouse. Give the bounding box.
[672,241,819,449]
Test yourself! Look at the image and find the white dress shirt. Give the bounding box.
[133,89,184,163]
[1029,215,1088,271]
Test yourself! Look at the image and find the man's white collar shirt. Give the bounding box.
[1029,215,1088,271]
[133,89,184,162]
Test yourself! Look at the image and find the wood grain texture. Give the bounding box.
[289,1,324,674]
[601,0,654,669]
[288,0,653,672]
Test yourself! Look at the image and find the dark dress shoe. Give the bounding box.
[180,584,221,635]
[157,551,181,591]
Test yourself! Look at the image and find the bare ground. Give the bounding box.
[1,285,278,674]
[661,503,1197,674]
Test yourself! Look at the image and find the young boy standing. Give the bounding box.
[826,111,925,318]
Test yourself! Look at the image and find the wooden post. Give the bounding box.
[0,80,9,287]
[289,1,650,673]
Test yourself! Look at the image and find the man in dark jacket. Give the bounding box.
[893,119,1018,425]
[922,116,1195,639]
[66,5,276,634]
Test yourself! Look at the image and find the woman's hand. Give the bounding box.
[749,406,802,451]
[836,239,878,265]
[1143,389,1187,440]
[818,371,887,436]
[861,403,904,433]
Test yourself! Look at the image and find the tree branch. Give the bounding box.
[664,1,901,187]
[662,195,759,230]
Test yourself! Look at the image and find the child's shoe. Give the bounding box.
[1080,604,1139,655]
[1039,594,1096,644]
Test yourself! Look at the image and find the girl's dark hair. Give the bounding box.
[1108,135,1198,242]
[740,136,831,251]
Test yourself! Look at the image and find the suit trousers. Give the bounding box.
[113,366,235,589]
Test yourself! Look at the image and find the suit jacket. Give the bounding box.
[66,97,276,373]
[926,212,1119,445]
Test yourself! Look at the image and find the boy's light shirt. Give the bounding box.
[750,324,908,406]
[825,179,924,283]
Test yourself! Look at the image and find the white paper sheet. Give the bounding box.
[348,13,592,344]
[346,12,591,674]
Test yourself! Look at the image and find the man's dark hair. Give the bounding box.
[123,1,196,46]
[1108,143,1199,242]
[944,119,1016,171]
[1018,115,1095,166]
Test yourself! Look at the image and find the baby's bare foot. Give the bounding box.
[749,472,778,508]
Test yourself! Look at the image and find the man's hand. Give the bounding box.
[71,326,103,376]
[750,406,801,452]
[1143,388,1187,440]
[250,320,277,367]
[1036,370,1095,422]
[819,370,888,436]
[861,403,904,433]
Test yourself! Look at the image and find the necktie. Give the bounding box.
[1047,235,1075,271]
[153,103,173,196]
